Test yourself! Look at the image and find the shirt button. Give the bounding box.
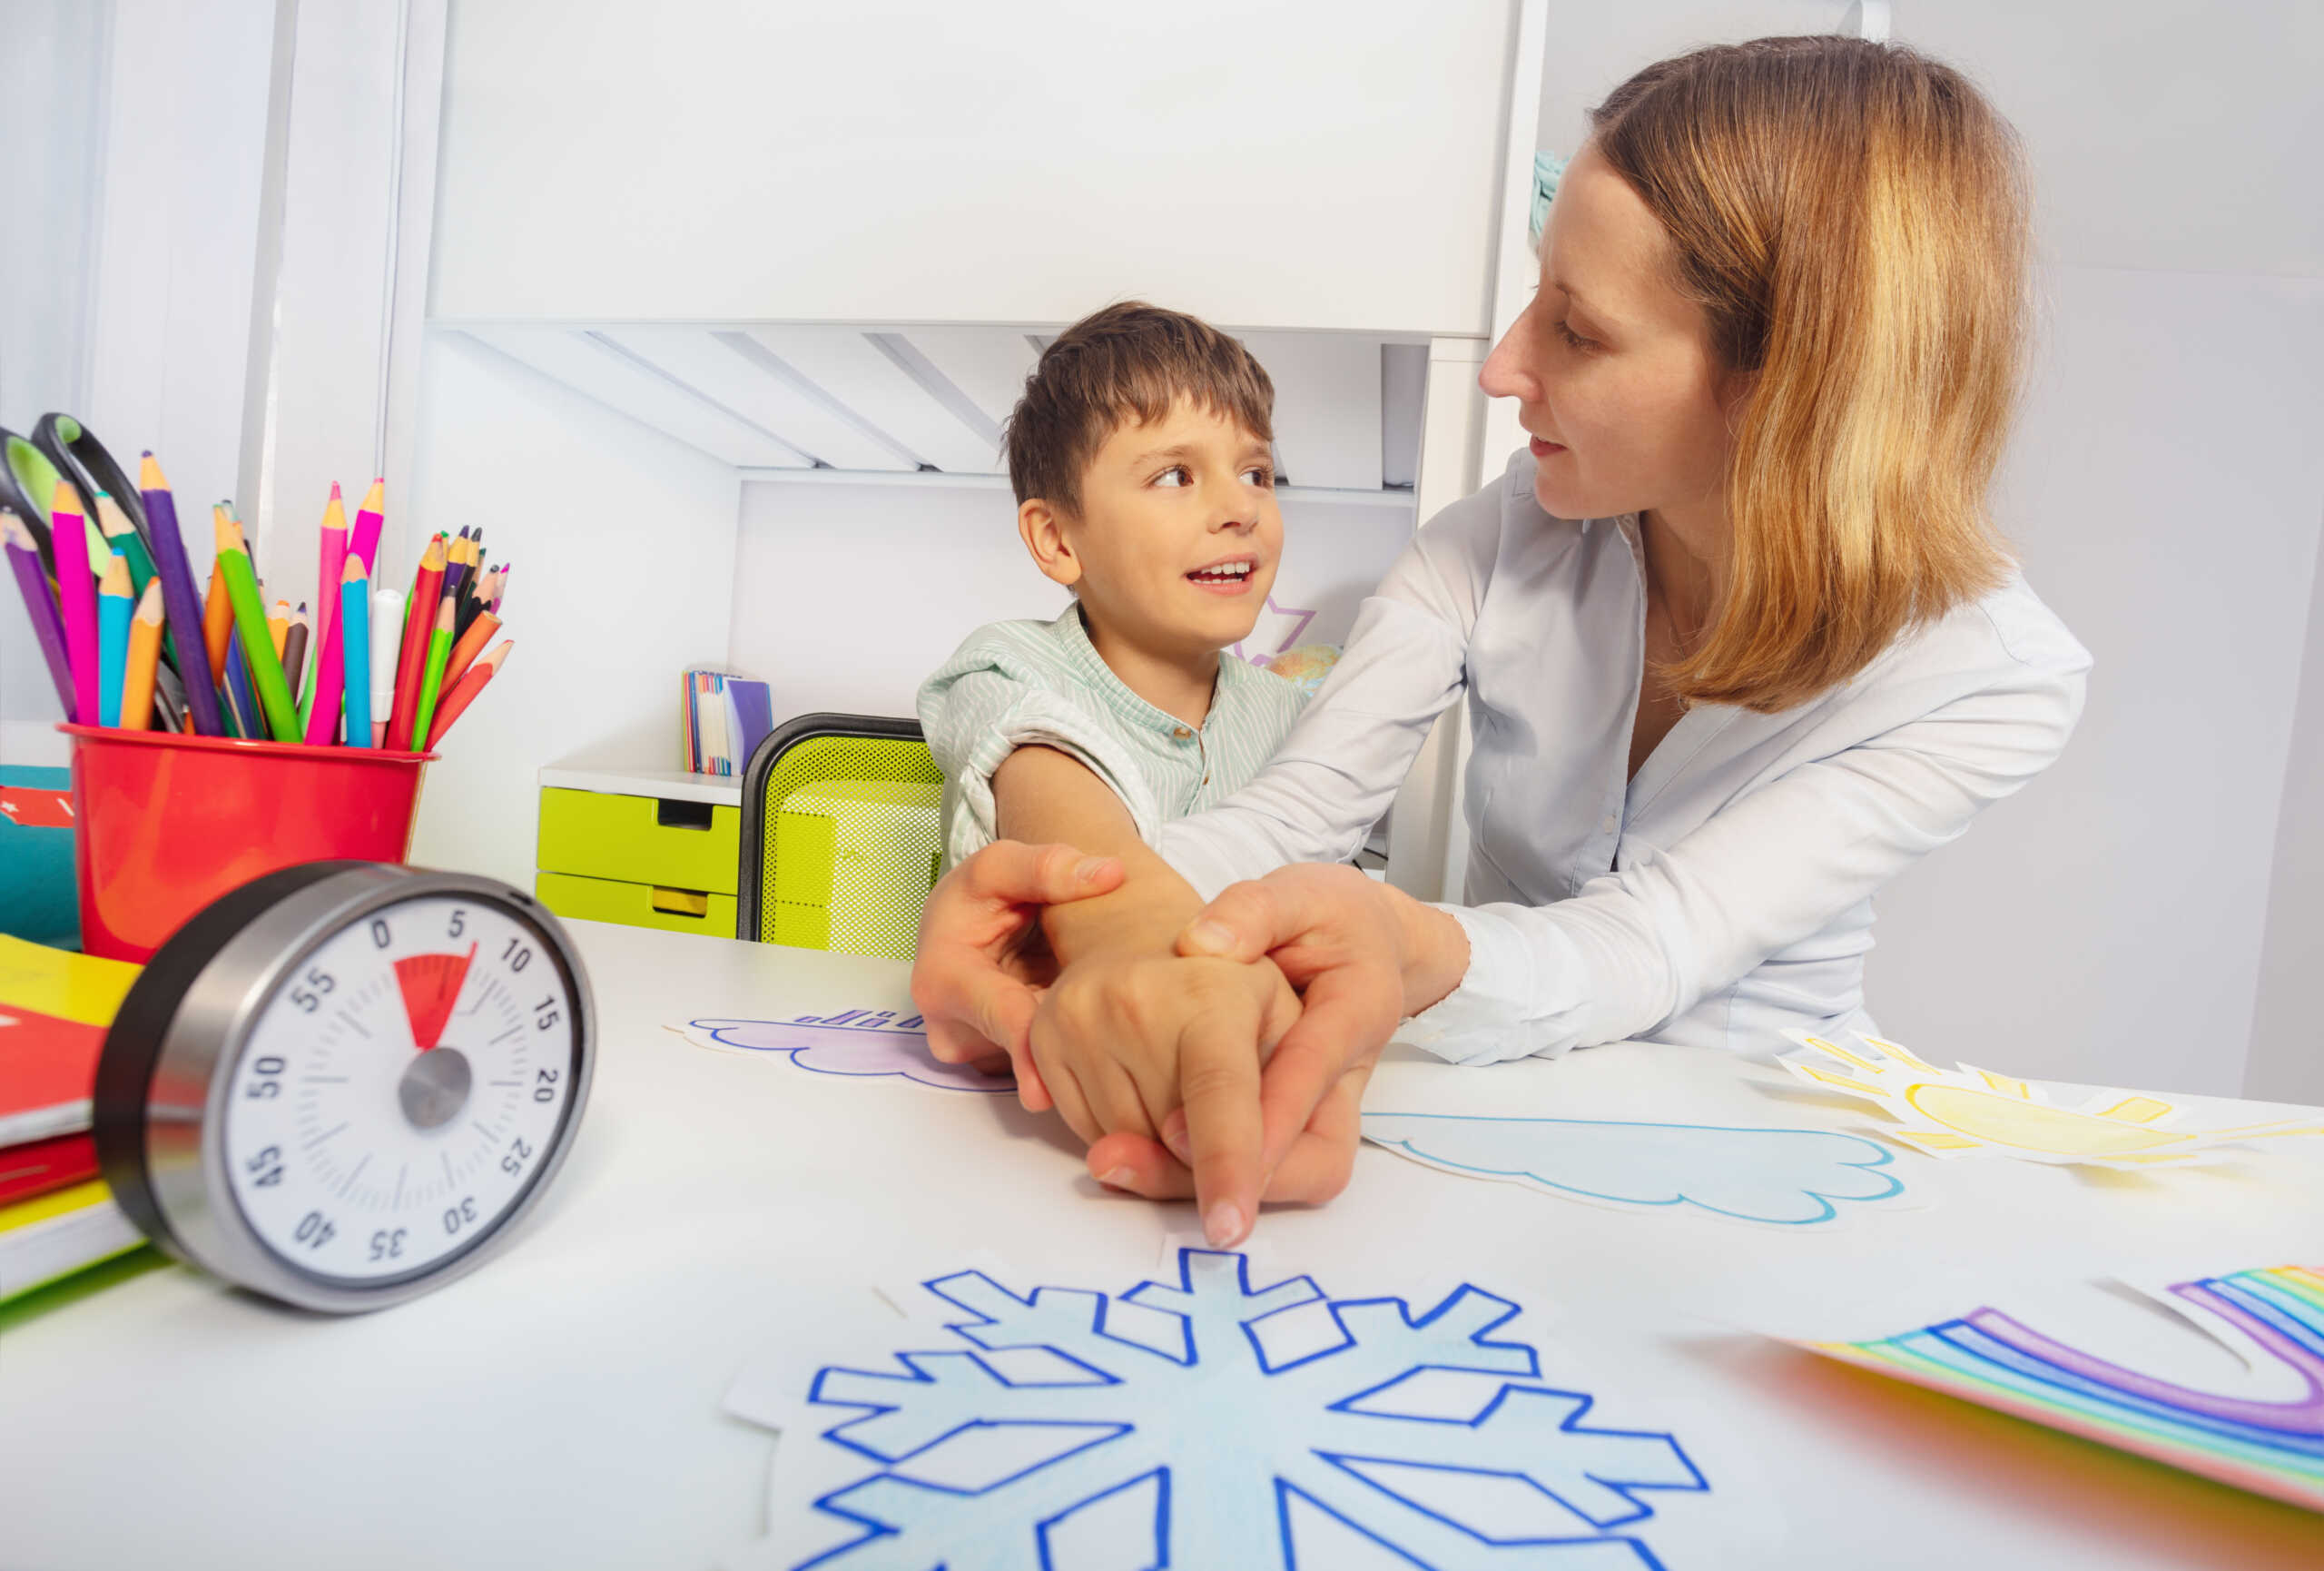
[1172,726,1193,740]
[1601,815,1617,833]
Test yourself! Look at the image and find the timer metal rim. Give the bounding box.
[127,864,596,1314]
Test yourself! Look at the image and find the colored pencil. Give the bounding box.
[49,481,97,725]
[440,609,500,696]
[489,563,508,613]
[370,587,403,747]
[349,479,385,576]
[2,510,74,716]
[281,604,310,704]
[121,580,163,730]
[202,520,234,683]
[266,598,290,659]
[222,630,255,737]
[94,494,156,602]
[423,638,510,750]
[335,558,371,747]
[213,513,300,743]
[384,537,444,751]
[316,483,348,647]
[97,551,133,726]
[409,598,457,750]
[137,454,222,736]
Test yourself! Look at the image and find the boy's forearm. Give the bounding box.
[991,745,1203,963]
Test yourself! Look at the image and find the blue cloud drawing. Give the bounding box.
[1361,1112,1905,1226]
[687,1013,1011,1094]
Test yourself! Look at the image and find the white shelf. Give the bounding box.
[538,764,743,809]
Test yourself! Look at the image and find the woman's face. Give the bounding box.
[1481,145,1741,529]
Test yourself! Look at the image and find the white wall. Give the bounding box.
[404,331,740,887]
[1530,2,2324,1096]
[428,0,1518,334]
[0,0,278,769]
[725,482,1417,718]
[2249,528,2324,1106]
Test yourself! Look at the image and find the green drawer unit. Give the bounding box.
[535,870,737,935]
[537,786,739,894]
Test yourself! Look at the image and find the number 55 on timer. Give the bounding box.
[94,862,596,1312]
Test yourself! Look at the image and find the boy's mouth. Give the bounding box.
[1186,556,1257,594]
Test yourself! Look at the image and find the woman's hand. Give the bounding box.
[908,841,1125,1111]
[1176,863,1471,1179]
[1030,949,1301,1247]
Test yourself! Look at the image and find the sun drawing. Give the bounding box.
[1779,1032,2324,1167]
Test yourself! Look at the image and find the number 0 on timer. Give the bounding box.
[96,864,596,1312]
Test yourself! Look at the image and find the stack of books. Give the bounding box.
[683,669,774,777]
[1,936,148,1305]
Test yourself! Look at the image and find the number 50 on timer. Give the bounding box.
[95,863,596,1312]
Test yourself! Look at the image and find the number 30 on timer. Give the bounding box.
[96,863,596,1313]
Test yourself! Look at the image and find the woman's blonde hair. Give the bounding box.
[1590,36,2027,712]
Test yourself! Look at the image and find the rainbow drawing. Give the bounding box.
[1805,1265,2324,1510]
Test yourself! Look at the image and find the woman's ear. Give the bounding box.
[1019,498,1082,588]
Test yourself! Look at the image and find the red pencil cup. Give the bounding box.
[62,724,434,962]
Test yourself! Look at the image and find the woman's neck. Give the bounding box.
[1639,501,1722,647]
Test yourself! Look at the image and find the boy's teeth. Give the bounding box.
[1189,562,1253,580]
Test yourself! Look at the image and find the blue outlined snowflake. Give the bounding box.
[789,1249,1708,1568]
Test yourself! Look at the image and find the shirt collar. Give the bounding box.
[1049,602,1235,736]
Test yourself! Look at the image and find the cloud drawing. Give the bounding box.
[1361,1112,1906,1226]
[682,1014,1012,1094]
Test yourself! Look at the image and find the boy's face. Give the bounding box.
[1019,398,1283,662]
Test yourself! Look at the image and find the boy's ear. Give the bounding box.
[1018,498,1082,588]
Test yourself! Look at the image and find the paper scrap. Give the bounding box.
[1780,1031,2324,1168]
[1362,1112,1908,1227]
[1798,1264,2324,1511]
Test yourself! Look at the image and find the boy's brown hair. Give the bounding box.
[1005,301,1274,515]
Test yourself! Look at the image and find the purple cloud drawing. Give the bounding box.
[682,1013,1012,1094]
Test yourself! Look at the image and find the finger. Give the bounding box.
[1252,966,1402,1175]
[1029,1015,1103,1148]
[1086,1130,1187,1197]
[1096,1110,1360,1207]
[955,840,1125,909]
[1177,1009,1265,1249]
[1175,879,1295,964]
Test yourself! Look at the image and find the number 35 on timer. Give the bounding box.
[96,864,596,1313]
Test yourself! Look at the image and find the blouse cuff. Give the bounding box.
[1393,903,1590,1066]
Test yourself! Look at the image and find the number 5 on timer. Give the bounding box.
[95,864,596,1312]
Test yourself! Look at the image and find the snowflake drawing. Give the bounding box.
[785,1248,1707,1568]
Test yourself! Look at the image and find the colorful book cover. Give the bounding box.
[0,1131,100,1207]
[0,1179,143,1303]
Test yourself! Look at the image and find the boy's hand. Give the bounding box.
[1029,949,1300,1248]
[909,841,1126,1112]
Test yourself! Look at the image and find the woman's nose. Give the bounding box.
[1480,306,1542,403]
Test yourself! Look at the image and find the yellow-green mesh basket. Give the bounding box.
[745,727,942,958]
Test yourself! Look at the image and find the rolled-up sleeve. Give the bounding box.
[918,667,1159,867]
[1397,637,2093,1064]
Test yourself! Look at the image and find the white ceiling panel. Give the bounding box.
[456,325,807,468]
[743,326,1002,474]
[893,326,1041,432]
[597,326,914,472]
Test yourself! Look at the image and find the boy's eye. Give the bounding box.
[1150,465,1190,488]
[1240,465,1274,489]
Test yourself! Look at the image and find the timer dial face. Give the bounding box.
[220,894,581,1284]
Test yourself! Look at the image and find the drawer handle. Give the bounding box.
[651,886,711,918]
[656,798,715,831]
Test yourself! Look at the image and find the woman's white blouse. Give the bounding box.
[1154,451,2093,1064]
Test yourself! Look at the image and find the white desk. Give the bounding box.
[3,920,2320,1570]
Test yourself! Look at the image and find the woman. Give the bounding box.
[912,35,2092,1247]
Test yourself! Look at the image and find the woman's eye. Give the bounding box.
[1151,466,1189,488]
[1240,466,1274,489]
[1553,320,1596,351]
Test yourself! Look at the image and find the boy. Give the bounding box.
[917,302,1315,1244]
[920,301,1305,870]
